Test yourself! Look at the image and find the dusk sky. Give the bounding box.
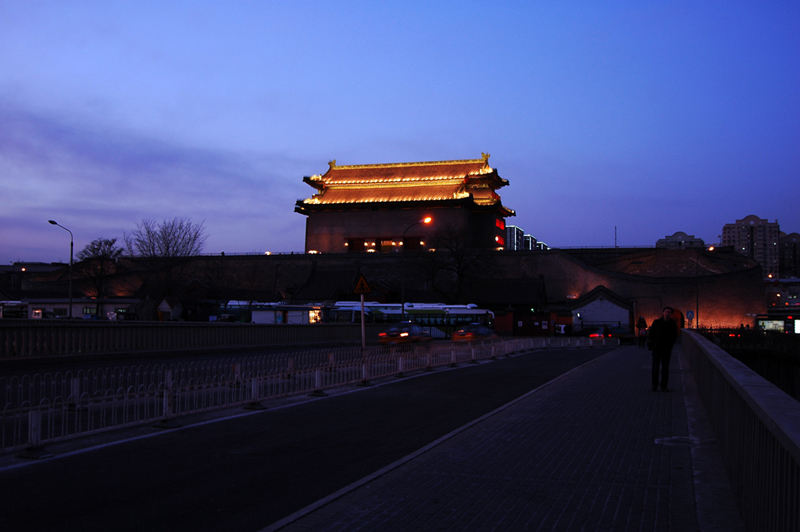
[2,1,798,265]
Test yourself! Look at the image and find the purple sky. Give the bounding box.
[2,1,798,265]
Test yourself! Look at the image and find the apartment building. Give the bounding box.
[721,215,780,278]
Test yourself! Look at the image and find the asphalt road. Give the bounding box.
[0,346,613,532]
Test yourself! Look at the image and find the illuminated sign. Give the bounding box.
[759,320,784,332]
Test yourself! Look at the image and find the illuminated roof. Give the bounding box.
[297,153,515,215]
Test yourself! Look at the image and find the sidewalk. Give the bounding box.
[264,343,744,532]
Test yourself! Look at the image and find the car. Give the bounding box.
[378,323,431,344]
[577,327,608,338]
[451,323,497,342]
[576,326,632,340]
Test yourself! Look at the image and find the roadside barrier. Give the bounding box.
[0,336,617,455]
[683,331,800,532]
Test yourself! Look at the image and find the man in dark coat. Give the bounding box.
[648,307,678,392]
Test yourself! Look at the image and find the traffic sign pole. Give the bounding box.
[361,294,366,352]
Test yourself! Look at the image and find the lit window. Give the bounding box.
[496,219,505,230]
[496,236,505,246]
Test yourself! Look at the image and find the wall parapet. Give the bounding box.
[683,330,800,532]
[0,321,382,361]
[0,321,618,364]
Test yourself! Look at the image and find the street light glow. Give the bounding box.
[401,216,434,319]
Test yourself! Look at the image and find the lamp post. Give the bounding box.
[48,220,74,318]
[694,253,699,329]
[401,216,432,320]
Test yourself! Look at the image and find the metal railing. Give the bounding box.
[0,321,387,359]
[1,336,616,455]
[683,330,800,532]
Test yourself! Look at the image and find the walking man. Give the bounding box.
[648,307,678,392]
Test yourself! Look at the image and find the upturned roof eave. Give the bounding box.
[295,196,518,215]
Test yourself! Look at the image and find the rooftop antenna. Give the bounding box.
[615,226,618,248]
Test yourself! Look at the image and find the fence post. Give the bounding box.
[16,409,53,459]
[154,369,180,428]
[67,377,84,411]
[308,369,328,396]
[359,360,372,386]
[29,409,41,448]
[244,376,268,409]
[449,345,458,367]
[395,355,406,378]
[231,362,244,389]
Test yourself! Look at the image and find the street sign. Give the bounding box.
[354,274,372,294]
[687,311,694,320]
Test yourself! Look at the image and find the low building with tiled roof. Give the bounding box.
[295,153,515,253]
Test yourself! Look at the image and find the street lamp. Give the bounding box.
[48,220,74,318]
[401,216,433,319]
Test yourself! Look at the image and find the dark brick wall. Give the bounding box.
[302,207,507,253]
[176,249,765,328]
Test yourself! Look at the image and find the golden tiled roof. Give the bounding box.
[309,157,494,186]
[298,154,514,214]
[304,184,471,204]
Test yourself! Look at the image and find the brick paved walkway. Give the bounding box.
[264,343,744,532]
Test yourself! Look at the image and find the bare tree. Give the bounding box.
[124,218,207,258]
[78,238,124,263]
[75,238,124,315]
[124,218,208,300]
[418,221,493,303]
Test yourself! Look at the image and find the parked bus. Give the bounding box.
[331,301,494,328]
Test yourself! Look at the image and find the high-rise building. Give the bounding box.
[523,234,537,250]
[506,225,524,250]
[721,215,780,278]
[780,232,800,278]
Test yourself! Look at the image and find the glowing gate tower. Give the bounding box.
[295,153,515,254]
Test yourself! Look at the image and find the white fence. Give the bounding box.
[1,336,616,455]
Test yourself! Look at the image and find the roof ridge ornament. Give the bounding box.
[328,159,336,170]
[481,152,490,166]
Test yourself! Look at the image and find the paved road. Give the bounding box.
[0,346,611,532]
[270,343,744,532]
